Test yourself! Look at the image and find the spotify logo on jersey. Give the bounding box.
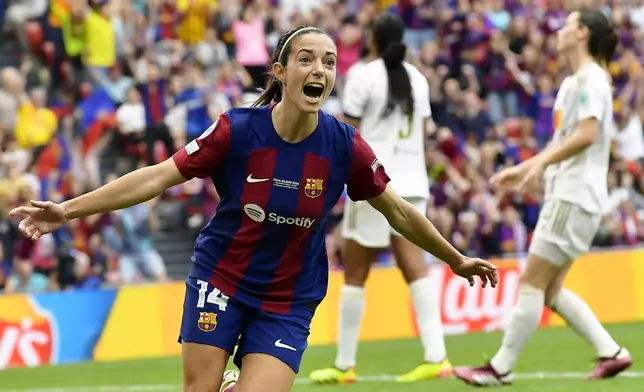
[244,204,266,222]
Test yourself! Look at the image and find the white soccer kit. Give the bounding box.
[530,61,615,264]
[341,59,431,248]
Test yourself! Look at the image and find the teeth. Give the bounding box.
[306,83,324,88]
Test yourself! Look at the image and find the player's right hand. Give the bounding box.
[9,200,68,241]
[490,165,525,191]
[450,257,499,288]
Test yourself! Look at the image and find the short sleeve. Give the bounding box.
[346,130,390,201]
[418,77,432,118]
[342,70,369,120]
[577,74,606,122]
[172,113,232,179]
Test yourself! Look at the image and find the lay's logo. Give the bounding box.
[0,296,56,369]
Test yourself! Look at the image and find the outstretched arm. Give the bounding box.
[369,186,459,267]
[344,129,497,287]
[11,113,232,240]
[368,186,497,287]
[63,159,186,220]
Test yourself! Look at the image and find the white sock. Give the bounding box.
[549,288,621,358]
[334,285,365,370]
[490,284,544,374]
[409,276,447,363]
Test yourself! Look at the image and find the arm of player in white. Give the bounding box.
[367,185,464,268]
[528,81,604,170]
[534,117,600,168]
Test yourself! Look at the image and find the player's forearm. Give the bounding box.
[389,202,464,267]
[62,164,172,220]
[535,131,594,168]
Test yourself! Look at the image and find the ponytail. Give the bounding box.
[382,42,413,118]
[373,16,413,118]
[579,9,619,74]
[252,78,283,107]
[597,30,618,71]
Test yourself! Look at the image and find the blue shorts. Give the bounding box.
[179,277,311,373]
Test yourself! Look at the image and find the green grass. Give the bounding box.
[1,322,642,391]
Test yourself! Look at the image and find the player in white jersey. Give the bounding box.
[455,9,633,387]
[310,12,452,385]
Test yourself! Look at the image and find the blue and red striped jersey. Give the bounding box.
[172,105,390,316]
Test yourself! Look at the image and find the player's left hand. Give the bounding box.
[451,257,499,288]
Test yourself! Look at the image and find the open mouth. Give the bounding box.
[303,83,324,100]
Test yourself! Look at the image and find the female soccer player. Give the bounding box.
[10,26,497,392]
[310,13,452,385]
[454,9,632,387]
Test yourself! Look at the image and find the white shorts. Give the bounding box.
[529,200,601,266]
[342,197,427,248]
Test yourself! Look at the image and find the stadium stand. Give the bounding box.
[0,0,643,293]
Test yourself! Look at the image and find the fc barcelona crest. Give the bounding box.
[198,312,218,332]
[304,178,324,198]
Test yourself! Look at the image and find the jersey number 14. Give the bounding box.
[196,279,229,311]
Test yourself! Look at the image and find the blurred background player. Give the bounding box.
[310,13,451,384]
[10,25,498,392]
[455,9,632,387]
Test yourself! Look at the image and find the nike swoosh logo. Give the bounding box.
[274,339,297,351]
[247,175,269,183]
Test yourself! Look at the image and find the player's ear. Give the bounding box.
[272,62,286,84]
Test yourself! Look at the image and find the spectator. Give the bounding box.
[232,3,270,89]
[70,249,102,289]
[4,259,49,293]
[498,205,527,255]
[482,31,519,123]
[195,27,230,75]
[84,1,117,83]
[3,0,644,294]
[485,0,511,32]
[1,135,31,173]
[14,87,58,157]
[3,0,49,52]
[175,66,214,142]
[0,67,23,135]
[116,198,168,284]
[116,87,146,141]
[101,63,134,104]
[452,210,480,257]
[136,62,175,165]
[0,193,18,277]
[398,0,437,51]
[176,0,213,45]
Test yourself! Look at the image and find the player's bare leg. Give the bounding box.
[309,238,374,384]
[454,254,559,386]
[391,234,452,382]
[455,253,631,386]
[546,263,632,380]
[182,342,229,392]
[234,353,296,392]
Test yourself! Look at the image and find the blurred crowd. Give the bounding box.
[1,0,644,293]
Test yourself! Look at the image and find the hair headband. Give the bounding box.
[277,27,320,64]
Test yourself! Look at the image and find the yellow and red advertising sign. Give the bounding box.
[2,248,644,368]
